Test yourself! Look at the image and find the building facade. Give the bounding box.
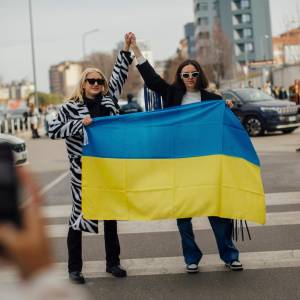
[49,61,83,97]
[0,80,34,102]
[0,84,10,102]
[194,0,273,66]
[184,22,196,59]
[273,27,300,65]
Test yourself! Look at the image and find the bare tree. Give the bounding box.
[84,51,143,98]
[196,20,234,88]
[84,51,115,79]
[163,51,186,84]
[121,64,143,98]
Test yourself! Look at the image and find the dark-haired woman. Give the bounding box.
[49,33,133,284]
[130,33,242,273]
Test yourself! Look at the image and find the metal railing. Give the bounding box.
[0,116,39,135]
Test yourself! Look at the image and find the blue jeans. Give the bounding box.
[176,217,239,265]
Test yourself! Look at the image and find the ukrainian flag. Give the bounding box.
[82,100,265,224]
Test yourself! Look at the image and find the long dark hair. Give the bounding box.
[173,60,209,91]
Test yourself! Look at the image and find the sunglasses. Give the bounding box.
[181,72,200,79]
[85,78,105,85]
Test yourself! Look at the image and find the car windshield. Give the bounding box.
[235,89,274,102]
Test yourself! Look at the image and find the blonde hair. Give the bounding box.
[68,67,109,102]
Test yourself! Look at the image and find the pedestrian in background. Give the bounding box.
[279,86,288,99]
[28,103,40,139]
[49,33,133,284]
[248,80,254,88]
[130,33,243,274]
[120,93,143,114]
[263,80,272,96]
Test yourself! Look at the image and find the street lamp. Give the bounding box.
[244,42,249,82]
[82,28,100,60]
[260,34,270,61]
[28,0,38,108]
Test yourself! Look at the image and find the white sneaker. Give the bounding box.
[225,260,243,271]
[186,264,199,273]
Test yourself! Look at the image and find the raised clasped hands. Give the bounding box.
[124,32,137,51]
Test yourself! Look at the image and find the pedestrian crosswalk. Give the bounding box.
[1,250,300,282]
[42,191,300,218]
[1,191,300,282]
[45,211,300,238]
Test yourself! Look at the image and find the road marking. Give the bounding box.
[40,171,69,196]
[43,205,71,218]
[1,249,299,282]
[42,191,300,219]
[266,191,300,206]
[45,211,300,238]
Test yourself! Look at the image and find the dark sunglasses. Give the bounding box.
[85,78,105,85]
[181,72,200,79]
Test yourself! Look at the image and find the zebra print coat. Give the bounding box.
[49,51,133,233]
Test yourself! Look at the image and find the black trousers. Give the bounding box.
[67,220,120,273]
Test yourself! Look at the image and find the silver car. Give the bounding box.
[0,134,28,166]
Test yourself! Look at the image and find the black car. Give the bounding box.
[222,88,300,136]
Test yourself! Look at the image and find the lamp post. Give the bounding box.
[82,29,100,60]
[28,0,38,108]
[244,42,249,83]
[260,34,270,61]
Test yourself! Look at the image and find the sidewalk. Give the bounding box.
[15,127,46,140]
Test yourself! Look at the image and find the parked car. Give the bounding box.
[222,88,300,136]
[0,134,28,166]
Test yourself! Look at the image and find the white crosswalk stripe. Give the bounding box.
[1,191,300,283]
[42,191,300,219]
[1,250,300,282]
[45,211,300,238]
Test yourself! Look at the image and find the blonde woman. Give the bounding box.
[49,33,133,283]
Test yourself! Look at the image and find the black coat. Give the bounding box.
[137,60,222,108]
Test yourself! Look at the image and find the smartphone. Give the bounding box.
[0,143,21,227]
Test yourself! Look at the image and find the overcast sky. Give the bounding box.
[0,0,300,92]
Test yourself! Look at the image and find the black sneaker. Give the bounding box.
[69,271,85,284]
[186,263,199,273]
[225,260,243,271]
[106,265,127,278]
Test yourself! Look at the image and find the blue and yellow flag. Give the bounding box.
[82,101,265,224]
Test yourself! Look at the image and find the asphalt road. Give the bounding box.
[6,129,300,299]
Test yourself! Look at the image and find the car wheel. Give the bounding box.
[244,116,264,137]
[282,128,296,134]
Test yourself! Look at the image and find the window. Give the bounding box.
[234,29,243,40]
[213,1,218,10]
[222,93,240,104]
[232,14,242,25]
[243,28,252,38]
[241,0,250,9]
[198,17,209,26]
[242,14,251,23]
[199,2,208,11]
[235,44,241,56]
[245,42,254,52]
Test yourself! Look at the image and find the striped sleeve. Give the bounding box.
[108,50,133,103]
[48,103,83,139]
